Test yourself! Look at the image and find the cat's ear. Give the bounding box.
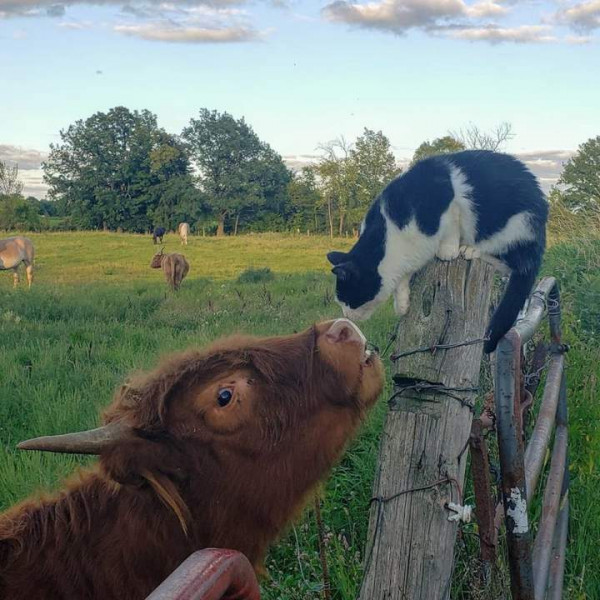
[331,263,355,282]
[327,251,348,266]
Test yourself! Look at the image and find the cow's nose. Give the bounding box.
[325,318,367,347]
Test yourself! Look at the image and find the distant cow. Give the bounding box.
[0,319,383,600]
[178,222,190,246]
[151,249,189,291]
[0,236,34,288]
[152,227,166,245]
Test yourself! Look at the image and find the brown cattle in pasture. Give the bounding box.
[0,319,384,600]
[178,222,190,245]
[150,250,190,291]
[0,236,34,288]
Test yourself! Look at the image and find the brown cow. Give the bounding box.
[150,249,189,291]
[0,319,383,600]
[0,236,34,288]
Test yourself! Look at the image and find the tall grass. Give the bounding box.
[0,230,598,598]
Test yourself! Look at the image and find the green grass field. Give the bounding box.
[1,231,598,599]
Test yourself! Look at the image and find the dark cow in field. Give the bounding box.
[150,250,190,291]
[0,319,383,600]
[152,227,166,245]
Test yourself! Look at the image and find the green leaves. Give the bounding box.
[558,135,600,213]
[182,109,291,235]
[411,135,465,166]
[43,107,201,232]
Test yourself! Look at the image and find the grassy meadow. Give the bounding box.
[1,230,599,599]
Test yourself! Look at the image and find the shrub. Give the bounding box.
[237,267,275,284]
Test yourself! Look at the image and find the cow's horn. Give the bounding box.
[17,422,135,455]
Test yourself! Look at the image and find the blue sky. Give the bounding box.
[1,0,599,196]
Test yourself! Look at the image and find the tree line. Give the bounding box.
[1,108,598,235]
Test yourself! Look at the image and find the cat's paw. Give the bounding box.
[393,293,410,316]
[394,299,410,316]
[436,244,460,261]
[459,245,481,260]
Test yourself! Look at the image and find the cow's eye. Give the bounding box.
[217,388,233,407]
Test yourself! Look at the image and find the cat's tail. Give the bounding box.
[484,268,538,354]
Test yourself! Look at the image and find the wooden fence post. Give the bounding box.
[359,257,496,600]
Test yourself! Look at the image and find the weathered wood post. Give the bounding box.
[359,257,496,600]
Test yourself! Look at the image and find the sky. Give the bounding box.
[1,0,599,197]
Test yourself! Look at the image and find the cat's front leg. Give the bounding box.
[393,276,411,316]
[436,205,461,261]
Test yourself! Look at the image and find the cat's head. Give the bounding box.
[327,251,385,321]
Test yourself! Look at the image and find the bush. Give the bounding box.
[236,267,275,284]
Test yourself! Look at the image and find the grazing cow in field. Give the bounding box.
[0,319,383,600]
[178,222,190,245]
[150,250,190,291]
[0,236,34,288]
[152,227,166,245]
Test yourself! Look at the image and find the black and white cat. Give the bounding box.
[327,150,548,353]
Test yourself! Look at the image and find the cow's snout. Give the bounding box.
[325,318,367,348]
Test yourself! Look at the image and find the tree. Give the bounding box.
[287,166,323,233]
[351,128,400,217]
[0,160,42,231]
[449,122,514,151]
[411,136,465,165]
[43,107,198,231]
[317,129,399,236]
[182,109,291,236]
[317,137,357,237]
[558,135,600,212]
[0,161,24,196]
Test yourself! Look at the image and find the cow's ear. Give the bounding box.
[327,251,348,266]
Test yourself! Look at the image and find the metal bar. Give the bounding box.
[524,354,565,496]
[469,419,497,573]
[146,549,261,600]
[547,280,562,345]
[513,277,557,345]
[531,424,568,598]
[547,495,569,600]
[495,330,535,600]
[548,363,569,600]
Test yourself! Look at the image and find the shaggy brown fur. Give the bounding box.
[0,320,383,600]
[150,251,189,291]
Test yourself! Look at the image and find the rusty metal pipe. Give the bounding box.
[146,549,261,600]
[524,354,565,496]
[469,419,497,573]
[547,495,569,600]
[532,424,568,599]
[495,330,535,599]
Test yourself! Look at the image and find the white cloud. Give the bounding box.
[0,144,47,170]
[321,0,598,43]
[556,0,600,32]
[564,33,593,43]
[114,22,261,42]
[449,24,556,43]
[322,0,549,42]
[322,0,467,34]
[0,145,49,198]
[465,1,507,18]
[0,0,247,19]
[515,149,573,191]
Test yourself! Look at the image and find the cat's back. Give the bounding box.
[444,150,548,238]
[445,150,546,210]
